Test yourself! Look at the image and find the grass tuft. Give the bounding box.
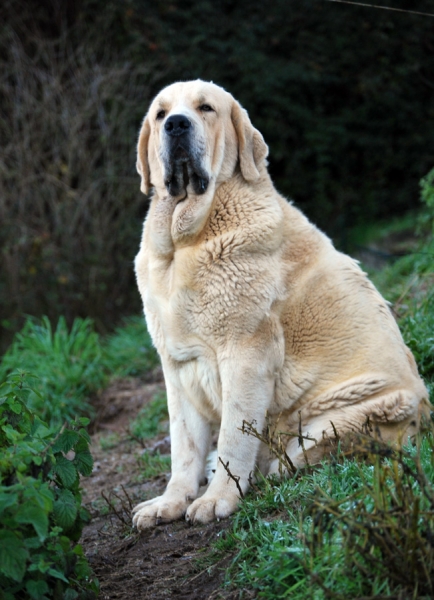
[137,452,171,480]
[103,316,159,378]
[0,315,158,427]
[0,317,104,425]
[128,392,169,444]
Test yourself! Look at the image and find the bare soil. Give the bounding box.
[81,377,243,600]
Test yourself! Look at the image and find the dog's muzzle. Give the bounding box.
[163,114,209,197]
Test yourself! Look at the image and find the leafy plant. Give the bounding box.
[0,371,98,598]
[420,166,434,235]
[401,292,434,396]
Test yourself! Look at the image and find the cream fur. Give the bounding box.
[132,80,430,529]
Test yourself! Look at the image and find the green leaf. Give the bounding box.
[72,543,84,557]
[52,429,79,454]
[74,450,93,476]
[53,489,77,529]
[24,536,43,549]
[15,503,49,541]
[52,455,78,488]
[26,578,49,599]
[77,428,91,445]
[9,401,22,414]
[0,491,18,513]
[47,567,69,583]
[64,589,79,600]
[74,554,93,579]
[0,531,29,582]
[23,482,54,513]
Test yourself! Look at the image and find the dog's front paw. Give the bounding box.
[132,495,189,530]
[185,491,239,524]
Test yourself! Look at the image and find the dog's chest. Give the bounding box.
[144,249,220,360]
[150,241,278,353]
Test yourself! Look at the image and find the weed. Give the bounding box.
[204,430,434,599]
[101,485,135,528]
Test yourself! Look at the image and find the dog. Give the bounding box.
[132,80,429,529]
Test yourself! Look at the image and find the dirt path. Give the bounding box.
[81,378,242,599]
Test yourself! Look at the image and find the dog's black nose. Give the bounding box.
[164,114,191,137]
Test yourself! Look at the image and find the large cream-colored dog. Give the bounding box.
[132,80,429,530]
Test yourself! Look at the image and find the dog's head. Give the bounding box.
[137,80,268,197]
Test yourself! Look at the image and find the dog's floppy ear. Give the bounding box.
[136,116,151,195]
[231,101,268,182]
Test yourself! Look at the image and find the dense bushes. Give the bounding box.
[124,0,434,230]
[0,3,158,349]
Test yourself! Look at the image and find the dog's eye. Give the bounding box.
[199,104,214,113]
[156,110,166,120]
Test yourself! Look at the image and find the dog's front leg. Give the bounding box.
[132,366,210,530]
[186,352,275,524]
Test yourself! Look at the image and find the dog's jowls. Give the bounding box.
[132,80,429,529]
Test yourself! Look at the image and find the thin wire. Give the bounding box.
[323,0,434,17]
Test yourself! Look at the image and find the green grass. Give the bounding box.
[129,391,169,443]
[99,432,121,451]
[0,315,158,427]
[206,433,434,599]
[0,317,104,425]
[137,452,171,480]
[103,316,159,378]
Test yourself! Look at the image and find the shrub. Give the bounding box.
[304,434,434,598]
[0,372,98,599]
[205,431,434,599]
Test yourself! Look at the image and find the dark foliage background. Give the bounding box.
[1,0,433,349]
